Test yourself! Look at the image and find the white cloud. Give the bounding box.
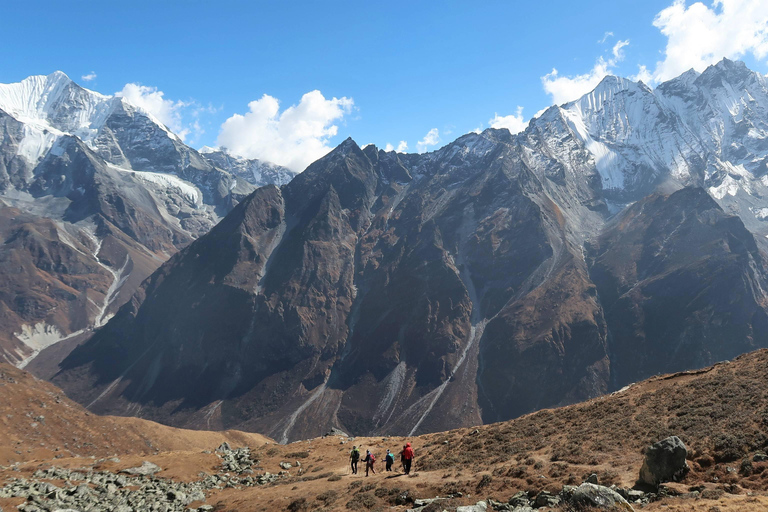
[489,106,528,134]
[216,90,353,172]
[648,0,768,82]
[612,39,630,60]
[416,128,440,153]
[385,140,409,153]
[631,64,654,83]
[81,72,97,82]
[542,58,612,105]
[598,31,614,44]
[116,83,194,140]
[541,39,630,104]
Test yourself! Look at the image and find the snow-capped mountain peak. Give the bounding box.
[0,71,115,138]
[0,71,120,164]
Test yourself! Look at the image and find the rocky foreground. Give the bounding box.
[0,444,283,512]
[6,350,768,510]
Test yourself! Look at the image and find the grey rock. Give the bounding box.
[121,461,162,476]
[413,497,449,506]
[638,436,689,487]
[167,489,187,503]
[754,451,768,462]
[534,490,560,507]
[486,498,512,511]
[456,501,488,512]
[586,473,599,484]
[279,462,292,470]
[188,489,206,502]
[570,483,634,511]
[508,491,530,507]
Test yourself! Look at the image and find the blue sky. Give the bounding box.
[2,0,768,171]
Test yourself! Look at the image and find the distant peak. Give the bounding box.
[707,58,751,75]
[48,70,70,81]
[657,68,701,91]
[699,58,754,86]
[596,74,623,86]
[198,145,218,154]
[594,75,640,93]
[679,68,701,79]
[336,137,361,155]
[713,57,743,70]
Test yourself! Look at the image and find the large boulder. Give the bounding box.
[456,502,488,512]
[570,483,634,511]
[638,436,689,486]
[119,461,162,476]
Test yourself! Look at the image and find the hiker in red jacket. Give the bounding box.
[363,449,376,476]
[402,442,414,474]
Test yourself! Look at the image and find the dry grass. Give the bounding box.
[0,364,270,465]
[418,349,768,493]
[5,350,768,510]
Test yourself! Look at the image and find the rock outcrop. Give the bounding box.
[639,436,690,487]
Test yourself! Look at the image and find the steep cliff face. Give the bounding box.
[588,187,768,387]
[56,133,611,441]
[50,60,768,442]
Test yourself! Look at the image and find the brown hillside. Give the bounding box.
[4,350,768,511]
[0,363,270,465]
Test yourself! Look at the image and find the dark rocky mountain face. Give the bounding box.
[30,59,768,443]
[588,187,768,388]
[0,72,293,366]
[54,108,768,443]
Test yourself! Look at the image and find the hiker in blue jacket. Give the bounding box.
[385,449,395,471]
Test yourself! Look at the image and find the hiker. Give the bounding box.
[385,449,394,471]
[400,444,407,472]
[402,442,414,475]
[349,445,360,475]
[363,449,376,476]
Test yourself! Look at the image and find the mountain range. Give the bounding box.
[0,71,295,365]
[4,59,768,443]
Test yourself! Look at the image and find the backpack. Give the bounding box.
[351,448,359,461]
[386,453,394,463]
[369,453,375,462]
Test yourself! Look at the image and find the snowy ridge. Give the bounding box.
[108,163,202,206]
[200,149,297,188]
[539,59,768,223]
[0,71,117,153]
